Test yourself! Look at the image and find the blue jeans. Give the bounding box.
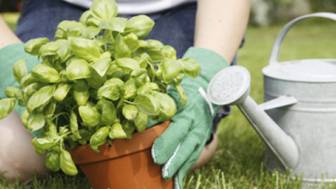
[16,0,238,139]
[17,0,196,58]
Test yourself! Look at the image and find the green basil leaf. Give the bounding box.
[66,59,91,80]
[90,0,118,21]
[13,59,28,82]
[134,111,148,132]
[45,152,60,172]
[123,121,136,138]
[98,78,124,101]
[59,126,70,136]
[134,53,151,69]
[106,64,125,78]
[20,73,37,87]
[91,52,111,77]
[70,111,81,140]
[86,70,106,89]
[161,60,183,83]
[100,17,127,32]
[55,21,85,39]
[60,149,78,176]
[137,82,159,96]
[115,58,140,73]
[161,45,177,60]
[180,58,201,78]
[135,94,160,115]
[115,35,131,58]
[73,81,90,106]
[0,98,16,120]
[46,119,59,138]
[122,104,138,120]
[25,37,49,55]
[44,102,57,118]
[154,92,177,119]
[70,38,101,62]
[27,85,55,112]
[32,137,57,154]
[138,40,163,61]
[124,33,139,52]
[39,40,70,61]
[90,126,110,152]
[134,72,149,84]
[79,10,91,24]
[22,83,42,101]
[83,26,100,39]
[32,64,61,83]
[21,110,30,127]
[79,104,101,128]
[5,87,23,100]
[97,99,116,125]
[109,122,127,139]
[27,112,46,131]
[55,40,72,62]
[125,15,154,38]
[176,84,187,106]
[54,83,71,102]
[124,79,137,99]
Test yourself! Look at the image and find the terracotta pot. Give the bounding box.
[71,121,173,189]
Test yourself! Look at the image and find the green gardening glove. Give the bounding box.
[151,47,229,189]
[0,43,39,114]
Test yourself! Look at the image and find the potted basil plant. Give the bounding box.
[0,0,200,188]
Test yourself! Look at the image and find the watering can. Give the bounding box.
[203,12,336,187]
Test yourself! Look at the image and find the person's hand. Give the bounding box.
[0,44,46,180]
[151,47,228,189]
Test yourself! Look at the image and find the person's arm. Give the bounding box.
[0,16,21,48]
[191,0,250,168]
[152,1,250,189]
[195,0,250,63]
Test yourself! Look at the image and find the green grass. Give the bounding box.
[1,14,336,189]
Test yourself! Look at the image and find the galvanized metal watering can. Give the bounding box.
[204,12,336,186]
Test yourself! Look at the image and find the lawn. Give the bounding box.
[1,13,336,189]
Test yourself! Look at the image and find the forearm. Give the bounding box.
[194,0,250,63]
[0,16,21,48]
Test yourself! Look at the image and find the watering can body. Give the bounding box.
[261,13,336,186]
[263,59,336,184]
[207,12,336,187]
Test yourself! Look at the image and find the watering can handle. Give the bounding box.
[269,12,336,65]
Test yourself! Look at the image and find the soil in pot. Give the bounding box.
[71,121,173,189]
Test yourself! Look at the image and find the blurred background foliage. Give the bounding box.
[0,0,335,26]
[252,0,336,26]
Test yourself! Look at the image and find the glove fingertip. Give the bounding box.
[151,140,167,165]
[174,174,183,189]
[162,163,173,179]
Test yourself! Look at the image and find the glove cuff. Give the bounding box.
[0,44,39,116]
[183,47,229,82]
[0,43,38,72]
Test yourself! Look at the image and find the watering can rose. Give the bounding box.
[0,0,200,175]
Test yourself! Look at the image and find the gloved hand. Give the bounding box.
[0,43,39,114]
[151,47,228,189]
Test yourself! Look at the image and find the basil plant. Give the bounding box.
[0,0,200,176]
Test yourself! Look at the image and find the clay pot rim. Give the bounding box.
[71,121,169,165]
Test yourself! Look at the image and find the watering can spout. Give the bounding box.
[206,65,299,170]
[239,96,299,169]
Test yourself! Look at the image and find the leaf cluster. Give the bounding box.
[0,0,200,175]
